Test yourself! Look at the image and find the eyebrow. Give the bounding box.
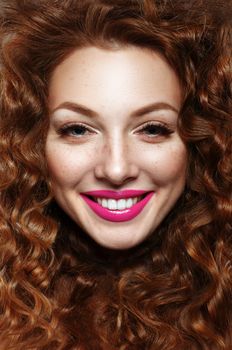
[51,101,179,118]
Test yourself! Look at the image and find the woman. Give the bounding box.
[0,0,231,349]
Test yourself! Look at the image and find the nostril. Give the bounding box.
[94,159,139,185]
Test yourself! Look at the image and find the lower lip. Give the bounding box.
[80,192,154,222]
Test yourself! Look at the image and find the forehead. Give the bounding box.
[48,46,182,113]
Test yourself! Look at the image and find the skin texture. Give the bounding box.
[45,46,188,250]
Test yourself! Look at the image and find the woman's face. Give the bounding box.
[45,46,187,250]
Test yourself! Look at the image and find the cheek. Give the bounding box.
[136,142,187,185]
[45,143,97,187]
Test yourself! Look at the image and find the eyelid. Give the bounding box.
[135,121,174,132]
[58,122,96,132]
[56,122,98,139]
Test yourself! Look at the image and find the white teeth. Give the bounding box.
[102,199,108,208]
[108,199,117,210]
[126,198,133,208]
[117,199,126,210]
[94,196,142,210]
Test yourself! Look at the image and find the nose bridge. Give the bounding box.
[95,131,138,184]
[104,131,130,176]
[108,131,127,163]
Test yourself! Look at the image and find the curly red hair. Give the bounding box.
[0,0,231,349]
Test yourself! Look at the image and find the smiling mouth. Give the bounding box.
[87,194,147,211]
[80,191,154,222]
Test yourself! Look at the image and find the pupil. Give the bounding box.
[146,125,159,134]
[72,126,85,135]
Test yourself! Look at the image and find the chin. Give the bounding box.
[90,233,148,251]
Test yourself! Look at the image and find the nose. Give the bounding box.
[94,135,139,186]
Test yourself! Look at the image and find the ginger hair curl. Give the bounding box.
[0,0,231,349]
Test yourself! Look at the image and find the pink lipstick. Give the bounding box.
[80,190,154,222]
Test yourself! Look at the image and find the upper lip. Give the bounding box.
[81,190,152,199]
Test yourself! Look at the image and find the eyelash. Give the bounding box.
[137,122,173,137]
[58,123,93,137]
[58,122,174,138]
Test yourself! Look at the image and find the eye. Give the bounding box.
[58,123,95,137]
[137,122,174,138]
